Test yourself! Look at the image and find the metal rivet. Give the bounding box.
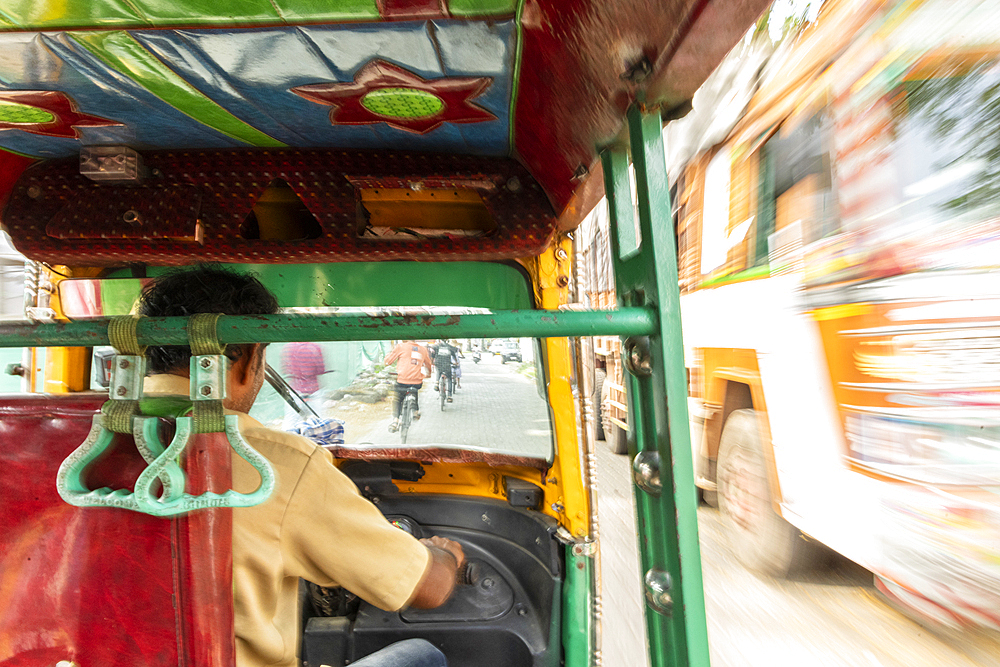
[115,386,127,397]
[555,248,568,261]
[506,177,521,192]
[632,450,661,496]
[122,210,142,226]
[26,185,42,199]
[556,275,569,288]
[482,578,495,589]
[118,359,130,369]
[643,569,673,616]
[623,336,652,376]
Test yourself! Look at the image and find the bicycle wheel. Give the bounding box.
[400,398,412,444]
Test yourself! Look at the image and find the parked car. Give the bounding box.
[500,341,522,364]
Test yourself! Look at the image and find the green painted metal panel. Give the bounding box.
[0,308,657,349]
[106,262,536,311]
[448,0,518,17]
[561,545,595,666]
[70,31,285,148]
[601,106,711,667]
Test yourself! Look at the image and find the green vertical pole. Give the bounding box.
[601,106,711,667]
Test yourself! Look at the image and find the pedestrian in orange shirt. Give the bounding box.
[383,340,432,431]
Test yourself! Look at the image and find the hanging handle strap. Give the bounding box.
[56,314,276,517]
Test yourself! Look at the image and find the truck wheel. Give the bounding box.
[716,409,818,577]
[593,368,607,441]
[607,422,628,455]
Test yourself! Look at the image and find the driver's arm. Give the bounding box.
[408,536,465,609]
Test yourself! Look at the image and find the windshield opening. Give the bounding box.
[250,332,554,462]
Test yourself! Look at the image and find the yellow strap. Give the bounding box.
[188,313,226,356]
[108,315,145,355]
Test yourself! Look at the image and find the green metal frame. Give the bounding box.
[0,308,655,348]
[562,544,595,665]
[601,107,710,666]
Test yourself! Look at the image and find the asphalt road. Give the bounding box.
[350,353,553,459]
[593,442,1000,667]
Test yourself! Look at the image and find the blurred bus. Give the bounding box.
[674,0,1000,630]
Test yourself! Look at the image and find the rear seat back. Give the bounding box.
[0,394,235,667]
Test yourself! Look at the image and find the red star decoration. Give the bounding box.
[291,60,496,135]
[0,90,123,139]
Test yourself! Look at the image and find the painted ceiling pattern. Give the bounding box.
[0,20,515,158]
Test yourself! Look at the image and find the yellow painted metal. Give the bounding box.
[529,236,591,538]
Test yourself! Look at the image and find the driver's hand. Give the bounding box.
[421,536,465,571]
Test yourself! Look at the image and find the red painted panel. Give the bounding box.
[0,395,234,667]
[3,149,556,266]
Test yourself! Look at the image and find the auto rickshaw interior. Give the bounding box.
[0,2,775,666]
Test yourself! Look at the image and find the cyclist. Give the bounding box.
[384,339,432,432]
[430,339,458,403]
[450,340,463,390]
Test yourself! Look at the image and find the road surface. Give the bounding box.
[593,443,1000,667]
[349,354,552,459]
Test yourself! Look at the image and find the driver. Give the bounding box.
[138,266,460,667]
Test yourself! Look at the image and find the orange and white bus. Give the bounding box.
[673,0,1000,629]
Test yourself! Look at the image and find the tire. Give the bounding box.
[716,409,819,577]
[593,368,607,441]
[601,377,629,454]
[607,422,629,455]
[400,398,413,444]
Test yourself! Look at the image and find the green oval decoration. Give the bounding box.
[0,103,55,124]
[361,88,444,119]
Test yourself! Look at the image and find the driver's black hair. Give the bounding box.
[137,264,280,374]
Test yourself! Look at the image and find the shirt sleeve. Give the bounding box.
[279,448,431,611]
[384,344,401,366]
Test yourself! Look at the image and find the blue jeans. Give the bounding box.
[351,639,446,667]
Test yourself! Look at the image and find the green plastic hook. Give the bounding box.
[132,414,276,516]
[56,412,276,517]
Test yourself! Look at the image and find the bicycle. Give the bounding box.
[438,371,449,411]
[398,385,420,444]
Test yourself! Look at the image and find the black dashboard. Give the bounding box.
[301,493,564,667]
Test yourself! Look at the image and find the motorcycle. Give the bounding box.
[472,351,481,364]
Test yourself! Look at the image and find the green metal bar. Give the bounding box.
[601,106,711,667]
[562,544,595,666]
[0,308,657,349]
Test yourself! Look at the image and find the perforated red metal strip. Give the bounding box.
[2,149,557,266]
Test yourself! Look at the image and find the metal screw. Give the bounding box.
[517,606,527,616]
[116,386,127,397]
[200,357,213,369]
[555,248,568,261]
[556,275,569,288]
[118,359,130,369]
[482,578,495,589]
[200,385,213,396]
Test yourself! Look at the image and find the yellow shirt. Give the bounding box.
[144,375,431,667]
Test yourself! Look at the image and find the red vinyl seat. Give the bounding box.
[0,394,235,667]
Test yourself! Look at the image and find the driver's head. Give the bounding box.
[137,265,279,411]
